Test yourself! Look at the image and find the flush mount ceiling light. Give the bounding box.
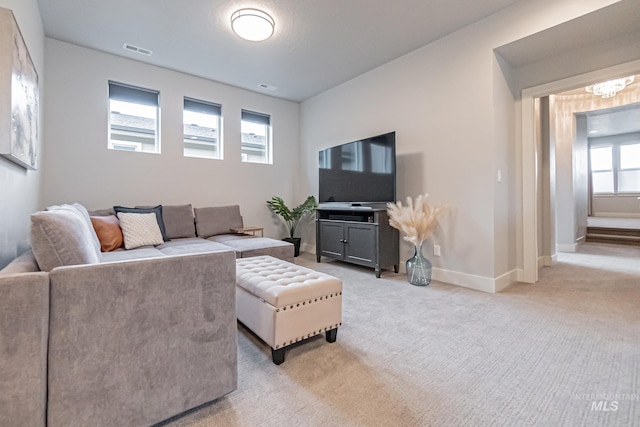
[585,76,635,98]
[231,8,274,42]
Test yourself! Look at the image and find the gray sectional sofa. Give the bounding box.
[94,204,294,263]
[0,203,293,427]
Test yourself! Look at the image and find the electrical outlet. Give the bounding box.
[434,245,441,256]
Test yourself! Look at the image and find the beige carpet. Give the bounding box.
[164,243,640,427]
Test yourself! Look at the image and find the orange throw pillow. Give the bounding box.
[90,215,124,252]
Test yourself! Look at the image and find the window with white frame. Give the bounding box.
[618,143,640,192]
[241,110,271,164]
[108,81,160,153]
[590,140,640,194]
[183,97,222,159]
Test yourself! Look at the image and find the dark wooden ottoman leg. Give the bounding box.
[325,328,338,343]
[272,348,285,365]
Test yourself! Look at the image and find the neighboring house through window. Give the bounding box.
[108,81,160,153]
[183,97,222,159]
[241,110,271,164]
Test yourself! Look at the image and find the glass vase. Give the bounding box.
[406,243,432,286]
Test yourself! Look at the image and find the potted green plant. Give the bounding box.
[266,195,317,257]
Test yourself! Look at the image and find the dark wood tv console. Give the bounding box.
[316,205,399,278]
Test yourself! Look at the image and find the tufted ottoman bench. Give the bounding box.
[235,256,342,364]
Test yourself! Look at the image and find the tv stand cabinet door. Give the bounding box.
[318,221,345,259]
[344,223,377,267]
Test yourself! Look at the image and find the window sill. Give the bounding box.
[593,193,640,197]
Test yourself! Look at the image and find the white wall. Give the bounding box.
[492,49,518,289]
[299,0,625,292]
[42,39,300,239]
[301,10,506,291]
[0,0,44,268]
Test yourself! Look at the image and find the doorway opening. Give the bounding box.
[521,62,640,283]
[548,83,640,253]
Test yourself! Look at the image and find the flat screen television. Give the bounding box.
[318,131,396,204]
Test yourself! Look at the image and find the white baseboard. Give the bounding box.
[432,267,517,293]
[306,244,517,293]
[495,269,519,292]
[301,242,315,254]
[538,255,555,268]
[556,243,577,253]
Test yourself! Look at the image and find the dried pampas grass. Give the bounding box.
[387,194,446,246]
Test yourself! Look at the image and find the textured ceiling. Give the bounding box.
[37,0,524,101]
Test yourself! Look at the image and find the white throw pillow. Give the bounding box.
[117,212,164,250]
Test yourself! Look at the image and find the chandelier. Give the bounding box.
[585,76,635,98]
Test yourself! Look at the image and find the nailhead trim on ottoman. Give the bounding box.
[236,255,343,364]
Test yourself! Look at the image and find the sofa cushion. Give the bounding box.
[157,241,234,257]
[213,237,294,261]
[100,247,166,262]
[90,215,124,252]
[159,204,196,239]
[207,234,254,243]
[30,210,102,272]
[154,237,211,249]
[47,203,101,255]
[117,212,165,250]
[194,205,243,238]
[114,205,169,242]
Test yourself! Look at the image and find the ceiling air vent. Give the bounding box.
[123,43,152,56]
[258,83,277,91]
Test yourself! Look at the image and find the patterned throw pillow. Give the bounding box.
[116,212,164,250]
[113,205,169,241]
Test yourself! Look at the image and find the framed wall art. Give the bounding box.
[0,7,39,170]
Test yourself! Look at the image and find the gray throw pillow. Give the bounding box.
[47,203,101,255]
[31,210,102,272]
[155,204,196,239]
[88,207,115,217]
[194,205,243,238]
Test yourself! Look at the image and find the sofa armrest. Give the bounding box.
[0,272,49,427]
[47,251,238,427]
